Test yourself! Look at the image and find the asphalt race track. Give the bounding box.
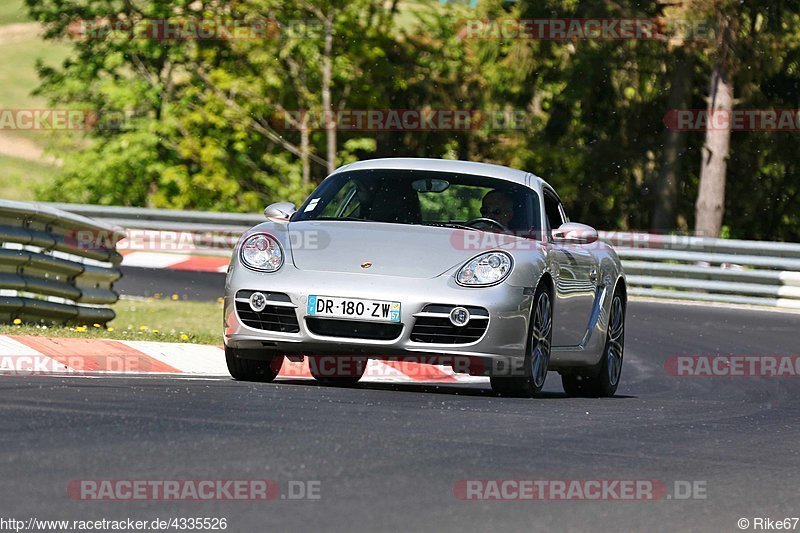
[116,267,227,301]
[1,273,799,530]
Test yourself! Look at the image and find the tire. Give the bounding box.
[225,346,284,382]
[309,356,368,385]
[490,284,552,397]
[561,288,626,397]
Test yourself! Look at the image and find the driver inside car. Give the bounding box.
[479,190,515,228]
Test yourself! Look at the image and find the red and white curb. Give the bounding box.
[120,251,230,273]
[0,335,487,384]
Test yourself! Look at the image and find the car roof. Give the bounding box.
[331,158,547,189]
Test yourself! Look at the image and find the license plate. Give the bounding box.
[307,296,401,322]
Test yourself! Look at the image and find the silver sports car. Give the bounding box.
[223,158,626,397]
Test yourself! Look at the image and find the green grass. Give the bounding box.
[0,17,73,166]
[0,20,73,197]
[0,154,54,200]
[0,31,71,113]
[0,0,27,25]
[0,297,224,345]
[395,0,474,32]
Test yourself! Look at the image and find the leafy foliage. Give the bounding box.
[23,0,800,239]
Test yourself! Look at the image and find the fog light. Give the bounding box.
[449,306,470,327]
[249,292,267,312]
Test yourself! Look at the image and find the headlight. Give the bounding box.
[457,251,513,286]
[240,233,283,272]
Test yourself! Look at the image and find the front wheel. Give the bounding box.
[490,285,552,397]
[226,346,284,382]
[561,288,625,397]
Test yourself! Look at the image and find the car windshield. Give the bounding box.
[293,169,541,235]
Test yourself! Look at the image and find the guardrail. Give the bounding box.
[599,231,800,309]
[44,202,261,232]
[45,203,800,310]
[1,200,125,324]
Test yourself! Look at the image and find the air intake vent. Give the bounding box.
[410,304,489,344]
[235,290,299,333]
[306,317,403,340]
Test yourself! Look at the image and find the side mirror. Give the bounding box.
[552,222,598,245]
[264,202,297,220]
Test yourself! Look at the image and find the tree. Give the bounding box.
[26,0,395,210]
[22,0,800,242]
[694,0,739,237]
[652,47,693,231]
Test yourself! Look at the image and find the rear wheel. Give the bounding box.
[225,346,284,382]
[561,288,625,397]
[310,356,368,385]
[490,285,552,397]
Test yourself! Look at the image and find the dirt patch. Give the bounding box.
[0,132,61,164]
[0,22,41,45]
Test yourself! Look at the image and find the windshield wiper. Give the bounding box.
[422,222,478,231]
[312,217,368,222]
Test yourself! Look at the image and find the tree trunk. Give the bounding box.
[652,49,692,232]
[694,10,738,238]
[300,117,310,186]
[321,11,336,175]
[694,63,734,238]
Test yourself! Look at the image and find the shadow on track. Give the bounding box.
[272,378,637,399]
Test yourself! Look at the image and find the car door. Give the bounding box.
[543,188,598,347]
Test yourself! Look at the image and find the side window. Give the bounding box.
[543,191,564,231]
[558,202,569,224]
[319,180,361,218]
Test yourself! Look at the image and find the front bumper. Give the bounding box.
[224,264,533,363]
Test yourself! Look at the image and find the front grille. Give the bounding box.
[235,290,300,333]
[306,317,403,340]
[410,305,489,344]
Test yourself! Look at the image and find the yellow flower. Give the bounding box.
[93,323,101,328]
[180,334,189,341]
[12,318,22,325]
[107,327,115,332]
[75,326,87,332]
[152,329,159,333]
[172,294,179,300]
[139,325,149,331]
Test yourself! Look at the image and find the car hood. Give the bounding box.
[287,220,534,278]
